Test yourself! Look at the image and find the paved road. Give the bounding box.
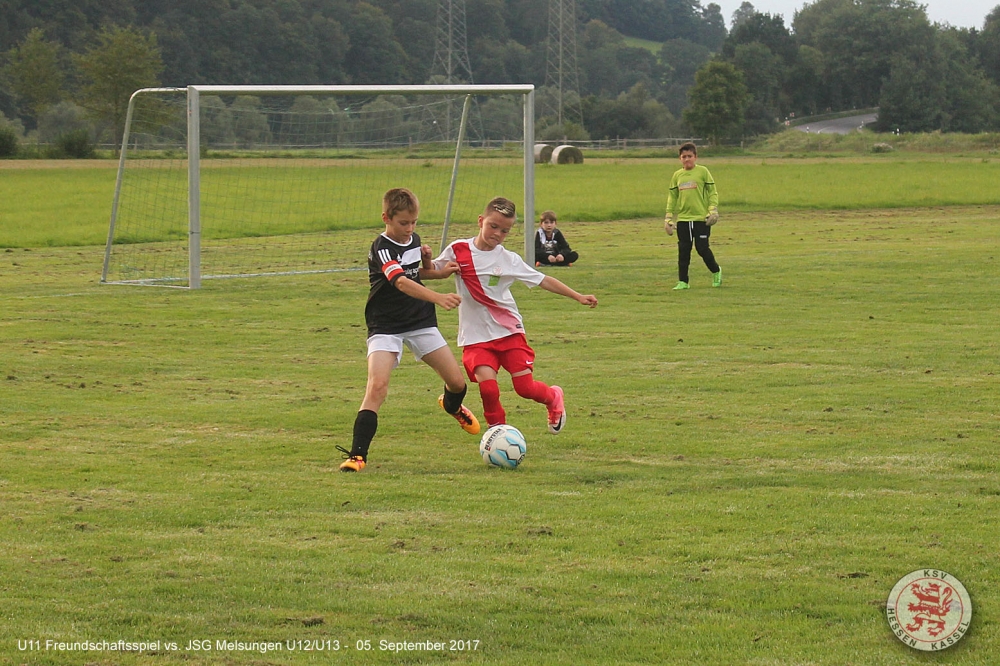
[793,113,878,134]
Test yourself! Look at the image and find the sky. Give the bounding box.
[712,0,996,30]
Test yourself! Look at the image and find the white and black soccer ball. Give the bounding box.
[479,424,527,469]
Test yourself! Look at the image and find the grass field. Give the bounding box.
[5,155,1000,248]
[1,160,999,664]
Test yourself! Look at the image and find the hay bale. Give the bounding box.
[533,143,554,163]
[551,144,584,164]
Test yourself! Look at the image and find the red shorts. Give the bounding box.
[462,334,535,382]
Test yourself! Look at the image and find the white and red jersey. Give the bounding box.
[435,238,545,346]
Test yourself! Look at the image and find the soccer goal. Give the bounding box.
[101,84,536,288]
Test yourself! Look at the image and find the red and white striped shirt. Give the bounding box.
[435,239,545,346]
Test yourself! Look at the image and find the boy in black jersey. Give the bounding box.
[339,188,480,472]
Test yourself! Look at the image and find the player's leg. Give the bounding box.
[693,221,720,277]
[341,348,398,471]
[465,343,506,427]
[511,370,565,434]
[675,222,693,289]
[499,335,565,434]
[421,343,480,435]
[473,366,506,427]
[550,250,579,266]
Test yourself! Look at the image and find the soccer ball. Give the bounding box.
[479,424,527,469]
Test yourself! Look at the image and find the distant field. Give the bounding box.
[4,157,1000,248]
[623,35,663,54]
[2,205,998,664]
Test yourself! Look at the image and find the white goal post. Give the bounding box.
[102,84,536,288]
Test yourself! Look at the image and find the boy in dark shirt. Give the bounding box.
[534,210,579,266]
[339,188,480,472]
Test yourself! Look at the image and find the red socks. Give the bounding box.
[479,375,554,427]
[511,373,553,406]
[478,379,506,426]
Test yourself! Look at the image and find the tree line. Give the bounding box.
[685,0,1000,142]
[2,0,1000,153]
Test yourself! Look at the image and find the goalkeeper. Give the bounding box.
[664,142,722,289]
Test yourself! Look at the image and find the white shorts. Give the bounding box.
[367,327,448,367]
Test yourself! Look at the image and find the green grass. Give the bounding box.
[5,157,1000,248]
[622,36,663,54]
[753,128,1000,155]
[1,197,999,663]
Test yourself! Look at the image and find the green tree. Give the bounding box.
[785,45,824,117]
[878,28,997,133]
[722,11,796,64]
[683,60,748,144]
[875,54,944,132]
[3,27,65,125]
[36,101,92,143]
[343,3,409,84]
[472,38,531,83]
[659,38,712,116]
[699,3,728,51]
[732,42,785,134]
[230,96,271,148]
[74,25,163,147]
[802,0,935,110]
[580,82,675,139]
[730,1,758,29]
[977,5,1000,86]
[938,29,998,132]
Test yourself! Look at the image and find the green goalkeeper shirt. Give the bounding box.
[666,164,718,221]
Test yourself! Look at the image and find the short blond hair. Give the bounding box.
[383,188,419,219]
[484,196,516,218]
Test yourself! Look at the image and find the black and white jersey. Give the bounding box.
[538,229,560,256]
[365,232,437,336]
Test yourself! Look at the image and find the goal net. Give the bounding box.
[102,85,535,288]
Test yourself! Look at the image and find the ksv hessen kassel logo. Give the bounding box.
[886,569,972,651]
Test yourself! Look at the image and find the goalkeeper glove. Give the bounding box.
[706,208,719,226]
[664,214,676,236]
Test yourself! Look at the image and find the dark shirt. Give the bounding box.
[365,232,437,336]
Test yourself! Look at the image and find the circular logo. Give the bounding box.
[886,569,972,651]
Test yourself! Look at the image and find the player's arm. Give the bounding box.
[419,262,460,280]
[705,171,719,225]
[664,182,679,234]
[424,246,461,279]
[393,275,461,310]
[538,276,597,308]
[555,230,572,253]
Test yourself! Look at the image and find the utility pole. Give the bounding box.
[544,0,583,130]
[428,0,481,140]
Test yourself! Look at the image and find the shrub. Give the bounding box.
[871,142,894,153]
[52,129,96,159]
[0,125,18,158]
[37,102,92,143]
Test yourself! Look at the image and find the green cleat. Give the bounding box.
[673,281,690,290]
[712,268,722,287]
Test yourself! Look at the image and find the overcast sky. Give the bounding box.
[712,0,996,30]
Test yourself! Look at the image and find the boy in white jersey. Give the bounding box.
[434,197,598,433]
